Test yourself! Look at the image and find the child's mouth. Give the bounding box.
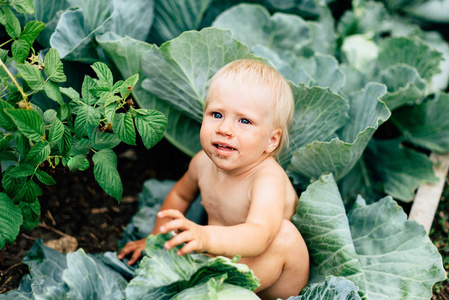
[213,143,235,151]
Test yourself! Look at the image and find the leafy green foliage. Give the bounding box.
[2,0,449,298]
[0,1,167,250]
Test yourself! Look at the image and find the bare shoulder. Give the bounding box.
[254,157,289,183]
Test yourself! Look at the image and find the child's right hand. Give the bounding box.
[117,238,146,265]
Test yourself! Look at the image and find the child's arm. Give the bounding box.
[117,153,201,264]
[160,171,285,257]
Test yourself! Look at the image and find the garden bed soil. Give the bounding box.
[0,139,448,299]
[0,138,190,294]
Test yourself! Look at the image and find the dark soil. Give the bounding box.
[0,138,190,294]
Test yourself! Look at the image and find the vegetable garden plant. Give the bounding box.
[1,0,449,299]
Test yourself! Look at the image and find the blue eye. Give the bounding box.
[212,112,222,119]
[240,118,251,124]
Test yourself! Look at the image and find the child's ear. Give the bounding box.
[265,128,282,154]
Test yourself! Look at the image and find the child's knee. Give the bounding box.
[273,220,304,248]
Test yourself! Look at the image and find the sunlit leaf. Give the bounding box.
[92,149,122,202]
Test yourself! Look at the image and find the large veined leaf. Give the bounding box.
[279,84,349,167]
[141,27,258,123]
[287,276,361,300]
[97,32,202,157]
[288,83,390,183]
[110,0,154,41]
[253,46,344,92]
[363,139,438,202]
[149,0,213,45]
[50,9,103,62]
[292,174,366,294]
[292,173,446,299]
[377,37,443,82]
[212,4,311,56]
[0,240,128,299]
[378,64,427,111]
[92,149,122,201]
[402,0,449,23]
[393,92,449,154]
[125,233,260,299]
[172,276,260,299]
[0,193,23,250]
[34,0,74,47]
[63,249,127,300]
[50,0,155,62]
[349,196,446,299]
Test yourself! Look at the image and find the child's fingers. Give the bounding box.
[160,218,187,233]
[178,240,199,256]
[158,209,184,219]
[164,230,193,250]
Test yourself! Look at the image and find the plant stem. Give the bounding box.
[0,38,12,48]
[0,59,28,102]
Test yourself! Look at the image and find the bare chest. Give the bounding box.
[198,177,252,226]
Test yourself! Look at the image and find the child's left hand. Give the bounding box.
[158,209,210,256]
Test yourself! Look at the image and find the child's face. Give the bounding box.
[200,80,281,172]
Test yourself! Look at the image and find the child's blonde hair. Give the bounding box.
[204,59,294,157]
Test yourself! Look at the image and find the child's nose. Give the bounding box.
[216,120,233,137]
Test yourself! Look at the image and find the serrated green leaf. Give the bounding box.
[103,95,121,107]
[112,80,124,94]
[0,101,17,131]
[120,74,139,98]
[90,86,112,98]
[74,105,101,138]
[25,141,50,166]
[35,169,56,185]
[60,87,80,102]
[71,138,92,157]
[0,150,18,162]
[15,179,39,203]
[14,131,31,158]
[134,110,167,149]
[67,154,90,171]
[19,20,45,47]
[44,81,64,105]
[10,0,35,15]
[58,125,72,158]
[92,149,122,201]
[89,127,121,151]
[5,109,44,142]
[3,6,21,39]
[48,117,64,145]
[7,164,35,178]
[0,193,23,249]
[19,200,40,231]
[92,62,113,89]
[44,48,66,83]
[15,63,44,90]
[11,39,31,63]
[113,112,136,145]
[57,103,71,121]
[81,75,98,105]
